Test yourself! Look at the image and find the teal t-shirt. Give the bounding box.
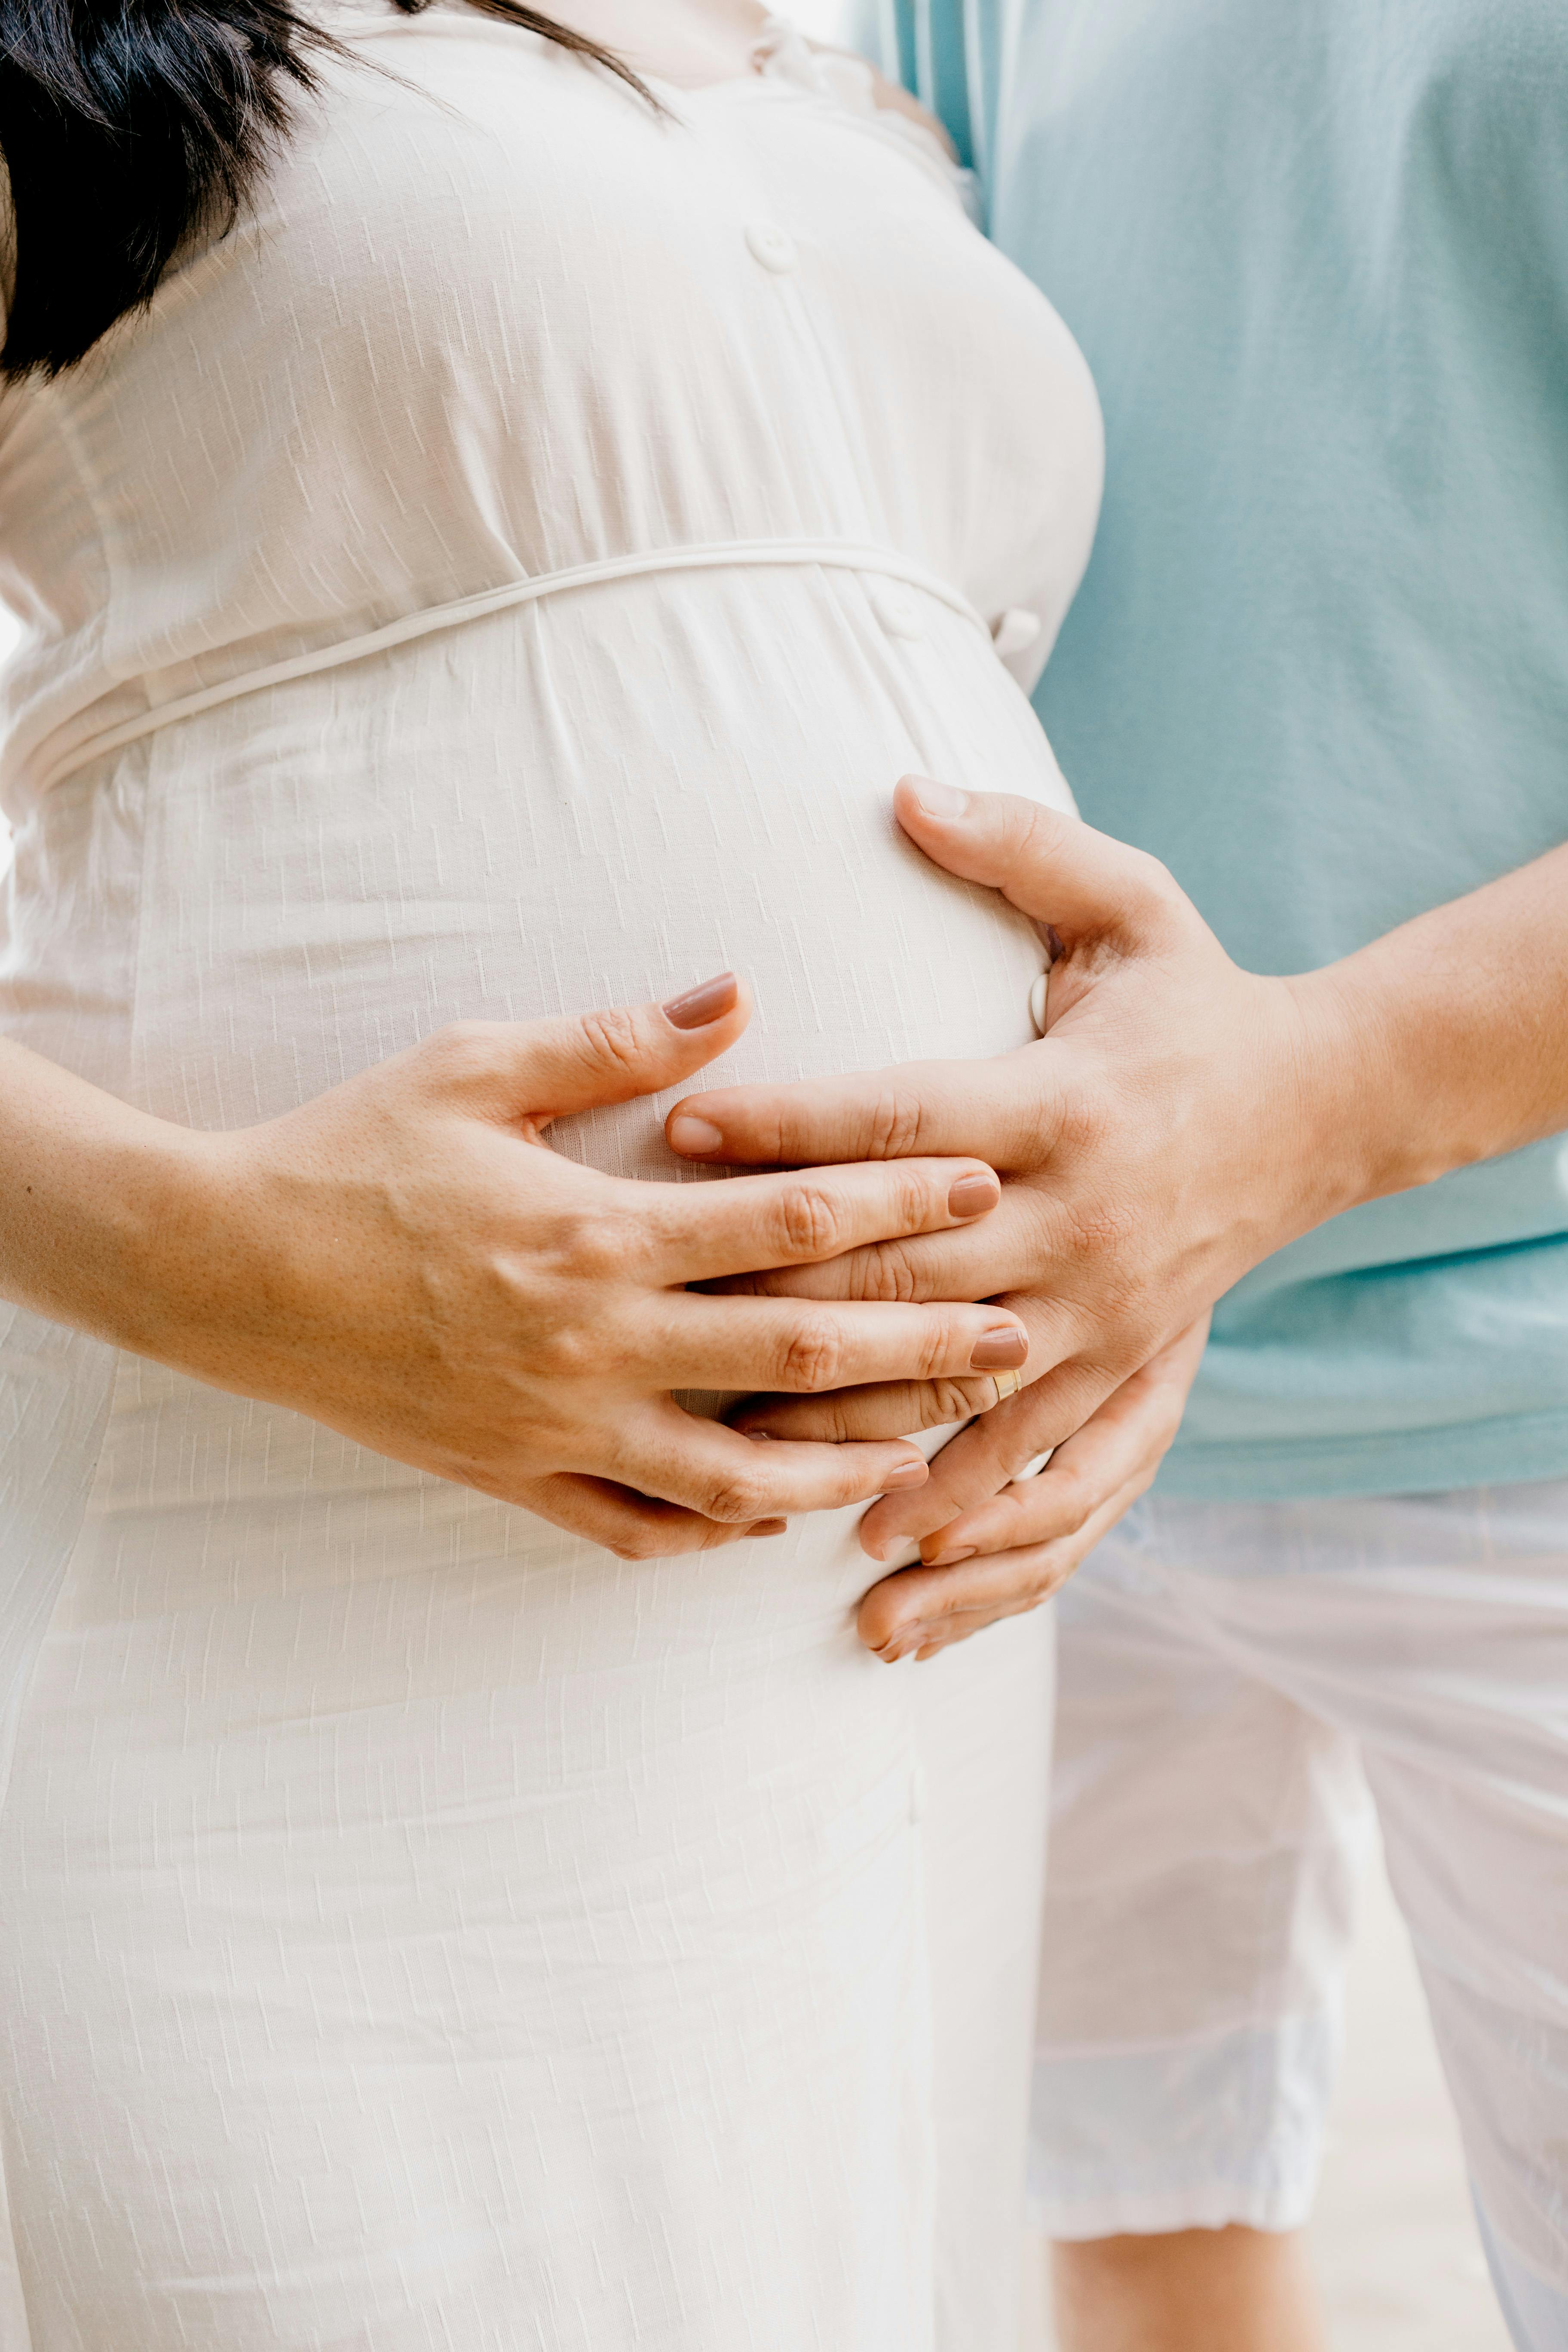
[892,0,1568,1500]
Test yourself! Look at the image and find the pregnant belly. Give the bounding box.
[101,564,1070,1152]
[0,582,1069,2352]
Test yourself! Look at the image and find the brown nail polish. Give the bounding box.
[948,1171,999,1219]
[662,971,738,1029]
[880,1458,929,1491]
[971,1326,1027,1370]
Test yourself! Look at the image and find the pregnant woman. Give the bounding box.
[0,1,1103,2343]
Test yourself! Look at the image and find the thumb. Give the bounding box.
[892,775,1180,943]
[472,971,753,1126]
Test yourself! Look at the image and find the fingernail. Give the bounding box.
[753,1519,787,1537]
[906,775,968,820]
[971,1325,1028,1370]
[880,1458,929,1491]
[668,1113,725,1155]
[742,1429,774,1442]
[662,971,737,1030]
[948,1170,1000,1219]
[922,1544,976,1568]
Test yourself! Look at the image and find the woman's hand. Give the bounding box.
[0,974,1029,1558]
[846,1317,1208,1660]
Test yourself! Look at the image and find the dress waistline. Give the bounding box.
[45,537,990,791]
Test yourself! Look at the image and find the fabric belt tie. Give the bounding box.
[44,536,994,791]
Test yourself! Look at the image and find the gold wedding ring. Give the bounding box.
[986,1367,1024,1408]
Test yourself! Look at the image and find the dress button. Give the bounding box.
[744,219,798,273]
[873,583,925,640]
[991,606,1043,661]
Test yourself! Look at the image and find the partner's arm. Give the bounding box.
[668,780,1568,1566]
[0,969,1028,1556]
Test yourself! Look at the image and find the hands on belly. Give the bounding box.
[5,969,1030,1559]
[666,777,1359,1648]
[176,975,1038,1555]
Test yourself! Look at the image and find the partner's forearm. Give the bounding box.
[1301,838,1568,1203]
[0,1038,195,1347]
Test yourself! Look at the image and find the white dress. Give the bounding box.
[0,11,1102,2347]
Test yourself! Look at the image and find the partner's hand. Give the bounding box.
[846,1317,1208,1660]
[666,780,1363,1524]
[0,974,1027,1558]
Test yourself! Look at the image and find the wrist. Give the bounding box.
[1282,959,1449,1217]
[0,1070,239,1362]
[101,1124,241,1360]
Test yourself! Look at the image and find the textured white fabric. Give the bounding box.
[1030,1484,1568,2314]
[0,6,1099,2346]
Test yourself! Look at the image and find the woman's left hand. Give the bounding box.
[836,1316,1208,1660]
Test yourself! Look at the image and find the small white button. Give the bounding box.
[873,583,925,640]
[991,606,1043,661]
[744,219,798,273]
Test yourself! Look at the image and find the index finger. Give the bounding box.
[664,1054,1051,1172]
[639,1155,1004,1285]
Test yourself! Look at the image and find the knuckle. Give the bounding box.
[1015,799,1062,867]
[913,1317,968,1380]
[533,1319,599,1380]
[887,1164,935,1229]
[420,1018,503,1087]
[998,1433,1051,1482]
[867,1088,926,1160]
[1127,845,1182,914]
[1058,1194,1137,1265]
[1053,1084,1111,1158]
[577,1003,647,1080]
[775,1182,846,1261]
[777,1313,846,1391]
[850,1242,920,1305]
[557,1208,625,1285]
[926,1378,980,1427]
[700,1470,769,1524]
[1043,1461,1094,1529]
